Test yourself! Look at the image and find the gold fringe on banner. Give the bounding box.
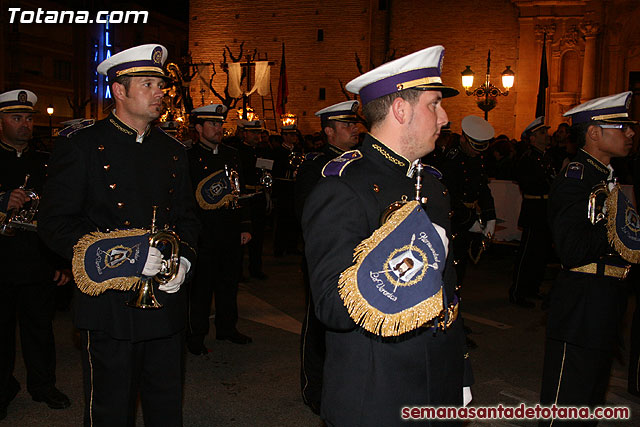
[195,171,235,210]
[338,201,444,337]
[72,228,148,296]
[606,185,640,264]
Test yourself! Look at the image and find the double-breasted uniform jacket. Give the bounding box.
[440,141,495,233]
[302,134,468,426]
[0,141,57,284]
[547,148,627,350]
[38,113,200,342]
[515,146,555,228]
[294,143,344,224]
[187,142,250,243]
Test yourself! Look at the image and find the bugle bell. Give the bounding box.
[0,174,39,236]
[588,181,610,225]
[127,206,181,309]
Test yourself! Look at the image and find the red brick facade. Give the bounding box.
[190,0,640,138]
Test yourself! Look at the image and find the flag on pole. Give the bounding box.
[535,33,549,117]
[276,43,288,116]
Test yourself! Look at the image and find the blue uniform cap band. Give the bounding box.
[358,67,441,105]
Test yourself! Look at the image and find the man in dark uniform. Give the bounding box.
[540,92,637,425]
[237,119,270,280]
[187,104,252,351]
[440,116,496,285]
[509,116,555,308]
[272,121,302,256]
[294,99,361,414]
[0,90,71,420]
[302,46,472,426]
[39,44,200,426]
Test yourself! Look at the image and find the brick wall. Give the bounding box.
[190,0,520,138]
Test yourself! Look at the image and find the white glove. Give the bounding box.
[432,223,449,259]
[483,219,496,239]
[158,257,191,294]
[468,220,482,233]
[142,247,163,276]
[463,386,472,407]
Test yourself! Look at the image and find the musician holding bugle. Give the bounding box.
[39,45,199,426]
[540,92,638,425]
[0,89,71,421]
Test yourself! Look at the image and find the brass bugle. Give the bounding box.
[127,206,181,309]
[0,174,39,236]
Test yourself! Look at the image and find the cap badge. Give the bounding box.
[152,47,163,64]
[17,91,27,103]
[216,105,223,113]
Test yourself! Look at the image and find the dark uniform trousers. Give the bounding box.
[540,149,627,424]
[539,339,611,427]
[511,147,555,300]
[187,143,247,345]
[0,282,56,399]
[511,217,553,299]
[294,144,344,413]
[0,142,59,402]
[189,224,242,341]
[248,193,267,275]
[238,142,267,276]
[303,136,469,426]
[273,146,300,255]
[39,113,199,426]
[80,330,183,427]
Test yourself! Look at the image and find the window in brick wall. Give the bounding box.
[54,60,71,81]
[317,29,324,42]
[319,88,326,100]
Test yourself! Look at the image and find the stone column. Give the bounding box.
[579,21,600,102]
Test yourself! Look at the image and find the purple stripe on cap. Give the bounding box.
[0,100,34,108]
[570,105,628,124]
[359,67,440,105]
[320,111,356,121]
[107,60,163,81]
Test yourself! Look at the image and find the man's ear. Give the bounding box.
[195,123,203,135]
[391,96,408,125]
[112,82,127,101]
[586,124,602,143]
[324,126,335,139]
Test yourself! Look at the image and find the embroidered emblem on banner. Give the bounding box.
[72,229,150,296]
[195,170,235,209]
[338,201,446,337]
[606,184,640,263]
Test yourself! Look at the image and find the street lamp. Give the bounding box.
[46,104,54,144]
[461,50,515,120]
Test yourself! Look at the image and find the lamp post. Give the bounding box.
[461,50,515,120]
[46,104,54,144]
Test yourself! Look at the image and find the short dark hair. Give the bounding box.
[572,121,607,148]
[362,88,422,127]
[112,75,132,94]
